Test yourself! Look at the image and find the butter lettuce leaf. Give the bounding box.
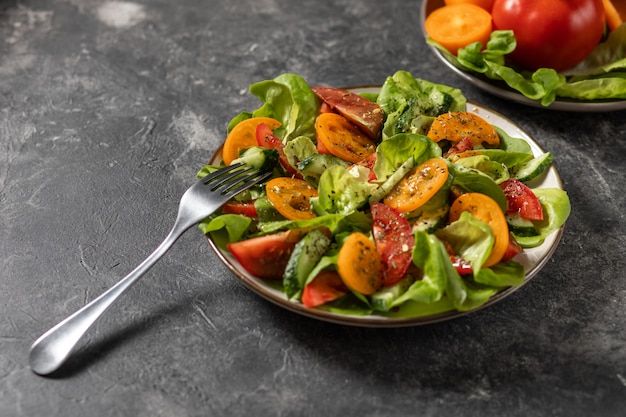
[373,133,442,182]
[312,166,377,215]
[199,214,252,250]
[390,231,450,306]
[474,261,525,288]
[256,211,372,236]
[453,155,510,184]
[230,73,320,141]
[377,70,466,138]
[435,211,494,275]
[450,164,508,211]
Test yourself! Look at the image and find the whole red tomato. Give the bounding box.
[491,0,606,72]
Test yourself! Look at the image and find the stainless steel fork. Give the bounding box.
[29,162,273,376]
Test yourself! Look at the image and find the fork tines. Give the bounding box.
[203,163,272,196]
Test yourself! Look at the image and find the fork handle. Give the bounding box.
[29,219,192,376]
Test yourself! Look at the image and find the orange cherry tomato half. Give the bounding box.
[337,232,384,295]
[383,158,449,213]
[603,0,624,31]
[424,3,493,55]
[266,177,318,220]
[427,111,499,146]
[315,112,376,163]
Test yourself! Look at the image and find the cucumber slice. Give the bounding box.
[283,228,331,299]
[409,205,449,233]
[297,153,350,185]
[506,213,539,237]
[232,146,280,171]
[370,275,414,312]
[512,152,553,183]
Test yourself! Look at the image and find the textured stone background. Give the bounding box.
[1,1,625,416]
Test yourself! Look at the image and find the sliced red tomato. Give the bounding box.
[319,101,334,114]
[222,201,257,217]
[450,255,474,275]
[355,152,378,182]
[370,202,415,286]
[256,122,283,149]
[443,240,474,275]
[311,86,383,140]
[227,228,310,280]
[502,233,523,262]
[499,179,544,221]
[444,137,473,157]
[301,270,349,308]
[255,123,299,176]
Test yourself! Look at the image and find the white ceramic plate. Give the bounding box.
[207,93,565,327]
[420,0,626,112]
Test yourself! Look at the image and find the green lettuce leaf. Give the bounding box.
[373,133,442,182]
[474,261,525,288]
[435,211,494,275]
[312,166,377,215]
[257,211,372,236]
[450,164,508,211]
[198,214,253,249]
[389,231,451,307]
[377,70,466,138]
[493,126,533,154]
[283,135,317,169]
[446,275,499,312]
[556,75,626,100]
[453,155,510,184]
[232,73,320,141]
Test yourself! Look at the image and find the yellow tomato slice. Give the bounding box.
[384,158,449,213]
[337,232,384,295]
[427,111,499,146]
[266,177,318,220]
[315,112,376,163]
[424,4,493,55]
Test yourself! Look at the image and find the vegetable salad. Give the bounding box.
[197,71,571,317]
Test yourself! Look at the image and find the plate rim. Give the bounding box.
[420,0,626,112]
[206,96,566,328]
